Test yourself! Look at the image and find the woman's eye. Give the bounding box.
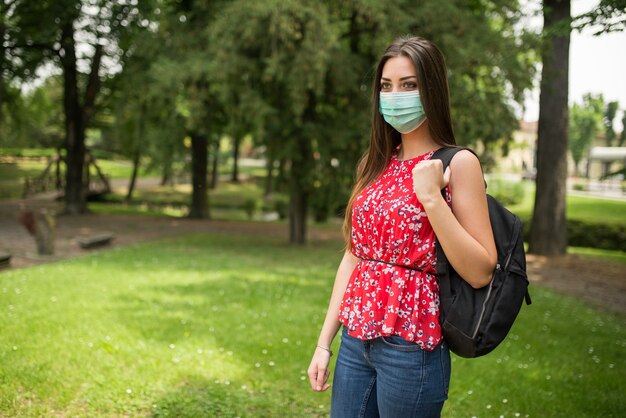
[381,82,391,90]
[402,82,417,89]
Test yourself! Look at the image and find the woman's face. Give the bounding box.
[380,56,419,93]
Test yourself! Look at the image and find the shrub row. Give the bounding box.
[521,217,626,252]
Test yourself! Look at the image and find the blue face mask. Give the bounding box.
[379,91,427,134]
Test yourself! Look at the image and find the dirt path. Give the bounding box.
[1,197,624,316]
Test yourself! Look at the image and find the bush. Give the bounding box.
[272,195,289,220]
[487,179,525,206]
[242,197,261,220]
[521,217,626,252]
[568,220,626,251]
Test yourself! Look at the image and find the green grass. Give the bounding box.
[0,232,624,417]
[565,195,626,225]
[568,247,626,264]
[0,160,48,181]
[0,148,57,158]
[95,181,288,220]
[0,158,154,200]
[504,181,626,226]
[0,161,48,199]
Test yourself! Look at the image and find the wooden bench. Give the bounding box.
[77,233,115,249]
[0,251,11,268]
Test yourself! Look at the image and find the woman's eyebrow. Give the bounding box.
[380,76,418,81]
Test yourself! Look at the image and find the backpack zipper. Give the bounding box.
[471,265,498,339]
[471,219,519,340]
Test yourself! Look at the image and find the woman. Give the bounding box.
[307,36,497,417]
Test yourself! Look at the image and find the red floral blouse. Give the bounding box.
[338,149,450,351]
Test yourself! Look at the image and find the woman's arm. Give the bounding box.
[307,249,360,392]
[412,150,497,288]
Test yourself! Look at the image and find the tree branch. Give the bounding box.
[83,43,103,125]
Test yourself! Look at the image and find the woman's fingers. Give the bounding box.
[307,359,331,392]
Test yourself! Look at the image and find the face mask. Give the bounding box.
[379,91,427,134]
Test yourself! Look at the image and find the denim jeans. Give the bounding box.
[330,327,451,418]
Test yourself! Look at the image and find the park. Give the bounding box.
[1,0,625,417]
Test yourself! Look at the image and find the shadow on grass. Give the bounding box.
[150,375,254,417]
[106,232,337,416]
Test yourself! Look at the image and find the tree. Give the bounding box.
[529,0,571,255]
[571,0,626,35]
[569,94,603,176]
[604,101,619,146]
[211,0,337,243]
[620,113,626,146]
[6,0,152,214]
[211,0,538,244]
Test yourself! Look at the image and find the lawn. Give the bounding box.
[503,181,626,226]
[1,233,624,417]
[0,161,153,201]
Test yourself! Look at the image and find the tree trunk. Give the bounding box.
[0,16,5,143]
[126,103,145,202]
[61,21,86,215]
[277,157,286,192]
[126,151,140,202]
[210,140,219,189]
[188,133,209,219]
[289,92,316,244]
[265,155,274,197]
[160,167,171,186]
[528,0,570,255]
[231,135,240,182]
[289,158,308,245]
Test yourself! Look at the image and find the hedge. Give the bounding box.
[521,217,626,252]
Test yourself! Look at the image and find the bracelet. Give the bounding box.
[316,345,333,356]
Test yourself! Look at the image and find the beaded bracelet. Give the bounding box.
[316,345,333,356]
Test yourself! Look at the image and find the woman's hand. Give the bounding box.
[307,347,332,392]
[411,159,451,207]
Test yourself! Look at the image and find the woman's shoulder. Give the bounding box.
[448,148,482,172]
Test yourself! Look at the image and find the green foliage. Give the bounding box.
[620,113,626,146]
[271,195,290,220]
[0,233,624,416]
[208,0,538,240]
[487,179,526,206]
[242,197,262,220]
[568,219,626,251]
[521,217,626,252]
[569,94,603,172]
[603,100,620,146]
[572,0,626,35]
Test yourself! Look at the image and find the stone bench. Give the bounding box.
[0,251,11,268]
[77,233,115,249]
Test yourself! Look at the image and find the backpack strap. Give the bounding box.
[430,146,484,278]
[431,146,486,189]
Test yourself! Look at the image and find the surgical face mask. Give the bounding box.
[378,91,427,134]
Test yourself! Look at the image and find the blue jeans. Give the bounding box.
[330,327,451,418]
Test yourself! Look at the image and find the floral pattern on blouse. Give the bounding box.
[338,149,451,351]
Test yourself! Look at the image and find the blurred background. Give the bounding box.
[0,0,624,246]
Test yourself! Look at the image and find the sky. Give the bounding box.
[522,0,626,129]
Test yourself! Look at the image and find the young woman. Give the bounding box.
[307,36,497,417]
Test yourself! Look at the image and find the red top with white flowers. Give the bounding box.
[338,149,449,351]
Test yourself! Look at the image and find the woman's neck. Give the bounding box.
[398,122,438,160]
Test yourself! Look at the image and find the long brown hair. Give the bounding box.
[343,36,457,249]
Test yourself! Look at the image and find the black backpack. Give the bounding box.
[432,147,531,358]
